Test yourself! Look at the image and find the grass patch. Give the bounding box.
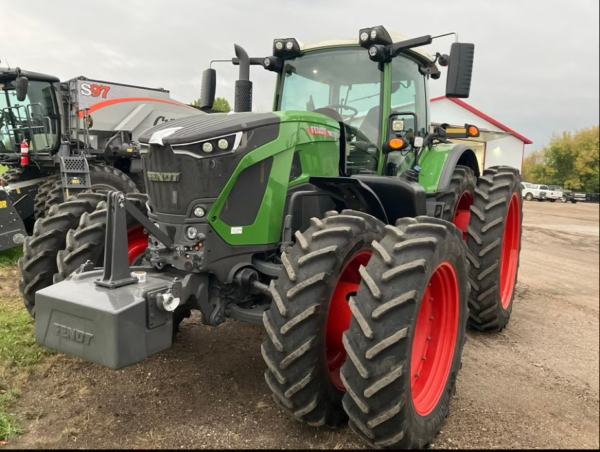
[0,247,23,268]
[0,266,53,442]
[0,307,50,368]
[0,389,22,441]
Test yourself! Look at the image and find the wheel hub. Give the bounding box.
[500,193,521,309]
[127,225,149,265]
[326,250,372,391]
[411,262,459,416]
[454,191,474,241]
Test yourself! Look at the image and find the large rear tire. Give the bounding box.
[33,174,61,219]
[466,166,523,332]
[0,166,45,185]
[18,193,107,316]
[0,168,24,184]
[340,217,469,449]
[44,164,139,212]
[435,165,477,240]
[261,210,384,428]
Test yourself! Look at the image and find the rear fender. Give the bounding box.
[419,144,480,193]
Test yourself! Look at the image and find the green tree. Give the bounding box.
[522,125,599,192]
[191,97,231,112]
[522,150,549,184]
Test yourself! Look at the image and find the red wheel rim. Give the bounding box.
[326,250,372,391]
[411,262,459,417]
[127,225,148,265]
[454,191,473,241]
[500,193,521,309]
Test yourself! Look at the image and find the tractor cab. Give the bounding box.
[0,68,61,160]
[275,42,427,177]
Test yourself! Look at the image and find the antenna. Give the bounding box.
[431,32,459,43]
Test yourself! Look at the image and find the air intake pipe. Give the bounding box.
[234,44,252,113]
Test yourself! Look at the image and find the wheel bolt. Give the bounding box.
[415,372,420,378]
[422,356,427,360]
[430,297,434,302]
[430,316,434,320]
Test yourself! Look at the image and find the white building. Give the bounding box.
[430,96,532,173]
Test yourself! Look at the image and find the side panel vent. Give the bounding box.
[289,152,302,182]
[220,157,273,226]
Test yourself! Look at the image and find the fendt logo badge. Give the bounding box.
[54,323,94,345]
[146,171,181,182]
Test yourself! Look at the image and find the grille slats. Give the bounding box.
[143,145,238,215]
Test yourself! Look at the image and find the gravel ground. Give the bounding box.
[3,201,599,450]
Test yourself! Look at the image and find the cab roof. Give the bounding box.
[299,29,436,65]
[0,67,60,83]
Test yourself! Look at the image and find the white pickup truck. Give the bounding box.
[522,183,563,202]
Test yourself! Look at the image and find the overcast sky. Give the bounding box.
[1,0,598,152]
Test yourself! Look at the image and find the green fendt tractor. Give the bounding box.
[29,26,523,449]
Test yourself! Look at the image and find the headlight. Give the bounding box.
[202,142,214,153]
[186,226,198,240]
[370,29,377,40]
[360,31,369,42]
[272,38,302,58]
[392,120,405,131]
[368,46,378,57]
[193,206,206,218]
[217,138,229,150]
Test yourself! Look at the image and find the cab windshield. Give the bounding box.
[279,48,383,174]
[278,47,427,175]
[0,79,60,154]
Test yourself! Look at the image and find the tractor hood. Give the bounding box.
[138,110,340,222]
[138,110,341,147]
[139,112,281,147]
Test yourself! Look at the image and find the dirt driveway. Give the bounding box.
[3,201,599,449]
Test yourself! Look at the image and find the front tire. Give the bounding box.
[262,210,384,428]
[341,217,469,449]
[466,166,523,332]
[525,193,534,201]
[18,193,107,316]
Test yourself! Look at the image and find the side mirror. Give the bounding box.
[16,76,29,102]
[200,68,216,111]
[445,43,475,99]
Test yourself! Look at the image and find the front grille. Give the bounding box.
[142,145,240,215]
